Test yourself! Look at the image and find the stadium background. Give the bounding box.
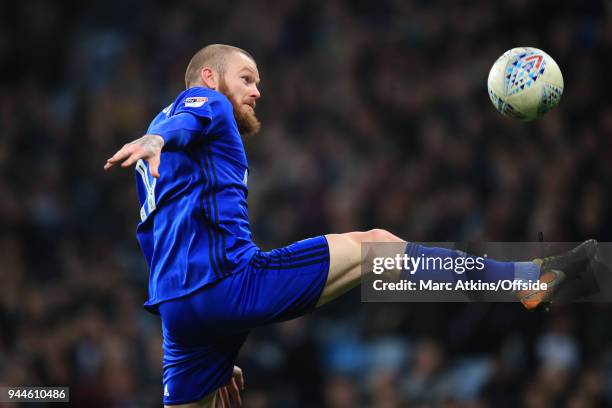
[1,0,612,406]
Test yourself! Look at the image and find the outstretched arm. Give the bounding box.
[104,134,165,178]
[103,112,207,178]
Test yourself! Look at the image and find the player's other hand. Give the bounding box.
[216,366,244,408]
[103,134,164,178]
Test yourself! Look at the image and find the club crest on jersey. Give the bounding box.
[184,97,208,108]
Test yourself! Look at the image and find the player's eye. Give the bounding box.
[241,76,251,84]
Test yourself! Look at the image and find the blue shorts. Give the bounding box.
[158,236,330,405]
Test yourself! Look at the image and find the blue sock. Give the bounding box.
[402,243,540,283]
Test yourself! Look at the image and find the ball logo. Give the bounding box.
[504,52,547,96]
[523,54,543,70]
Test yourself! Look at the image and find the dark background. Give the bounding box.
[1,0,612,406]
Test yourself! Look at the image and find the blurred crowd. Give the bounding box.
[1,0,612,406]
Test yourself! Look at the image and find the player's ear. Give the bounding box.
[201,67,219,90]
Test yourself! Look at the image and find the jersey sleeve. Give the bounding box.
[147,112,208,150]
[149,88,235,150]
[174,90,235,140]
[175,94,214,120]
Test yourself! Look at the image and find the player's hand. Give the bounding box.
[103,134,164,178]
[216,366,244,408]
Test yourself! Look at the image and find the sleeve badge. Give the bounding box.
[184,97,208,108]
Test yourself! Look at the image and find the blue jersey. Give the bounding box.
[135,87,258,312]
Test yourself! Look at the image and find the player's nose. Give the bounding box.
[250,85,261,100]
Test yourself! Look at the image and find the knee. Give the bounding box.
[348,228,396,243]
[337,228,400,247]
[365,228,395,242]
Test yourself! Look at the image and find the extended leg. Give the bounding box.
[317,231,597,310]
[317,229,405,306]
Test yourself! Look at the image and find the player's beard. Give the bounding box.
[218,78,261,138]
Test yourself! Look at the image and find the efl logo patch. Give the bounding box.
[184,97,208,108]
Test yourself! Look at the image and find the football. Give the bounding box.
[487,47,564,121]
